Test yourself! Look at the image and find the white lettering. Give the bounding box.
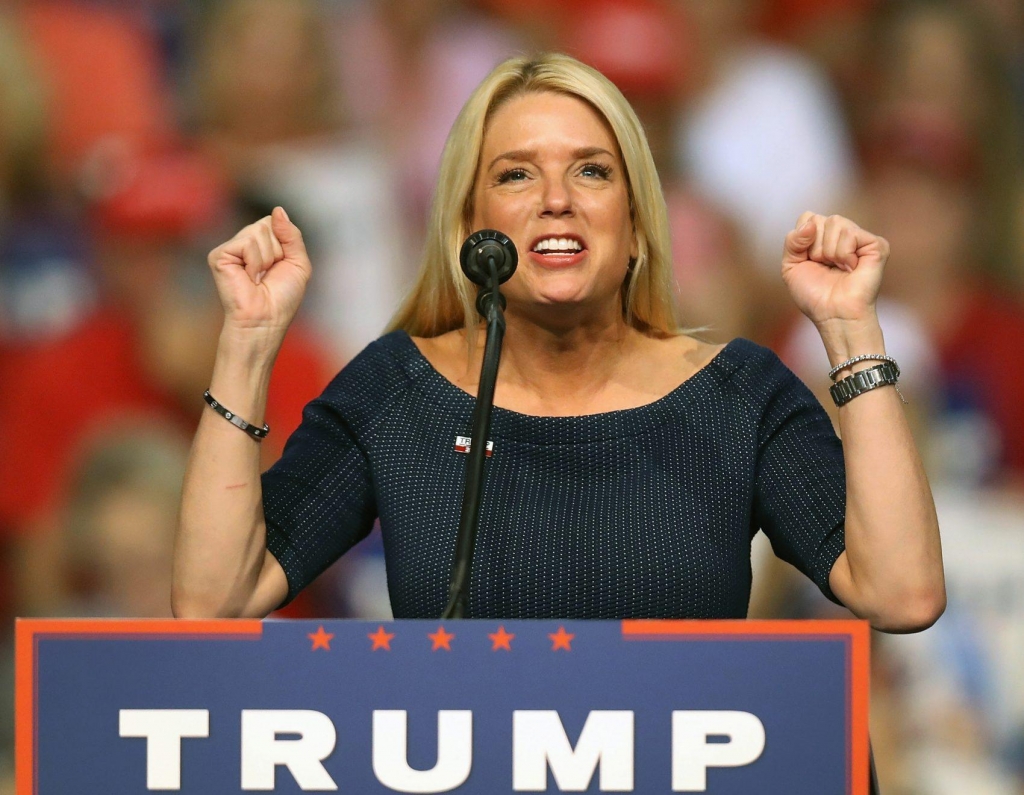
[119,709,209,790]
[671,710,765,791]
[372,710,473,793]
[513,710,634,791]
[241,710,338,791]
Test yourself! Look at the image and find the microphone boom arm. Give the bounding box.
[443,255,506,618]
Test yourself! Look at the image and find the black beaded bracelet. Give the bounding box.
[203,390,269,441]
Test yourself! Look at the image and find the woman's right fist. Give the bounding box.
[207,206,312,331]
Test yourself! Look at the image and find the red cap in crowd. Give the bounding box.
[558,0,692,99]
[87,146,232,242]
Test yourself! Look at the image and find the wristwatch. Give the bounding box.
[829,362,900,407]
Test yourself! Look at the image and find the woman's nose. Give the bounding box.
[539,178,575,218]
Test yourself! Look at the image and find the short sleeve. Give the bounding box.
[261,367,382,607]
[750,361,847,605]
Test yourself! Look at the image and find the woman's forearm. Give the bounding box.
[173,208,311,617]
[172,326,282,618]
[817,315,945,632]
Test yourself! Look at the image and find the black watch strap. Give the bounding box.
[203,390,269,441]
[829,362,900,407]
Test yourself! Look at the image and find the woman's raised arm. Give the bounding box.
[172,207,311,618]
[781,212,945,633]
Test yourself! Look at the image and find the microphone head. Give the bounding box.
[460,229,518,287]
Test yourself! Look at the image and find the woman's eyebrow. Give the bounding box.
[486,146,616,172]
[572,146,614,161]
[487,148,537,171]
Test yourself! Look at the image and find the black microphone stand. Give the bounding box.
[443,253,509,619]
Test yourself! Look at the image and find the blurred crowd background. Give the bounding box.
[0,0,1023,791]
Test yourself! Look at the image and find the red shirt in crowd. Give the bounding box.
[0,308,332,532]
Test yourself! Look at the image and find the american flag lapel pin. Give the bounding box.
[454,435,494,457]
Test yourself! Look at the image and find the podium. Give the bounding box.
[16,618,869,793]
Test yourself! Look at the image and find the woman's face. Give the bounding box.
[470,91,637,322]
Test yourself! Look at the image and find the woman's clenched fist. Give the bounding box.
[207,206,312,333]
[781,212,889,328]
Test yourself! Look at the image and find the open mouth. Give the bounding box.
[531,237,584,254]
[528,235,588,266]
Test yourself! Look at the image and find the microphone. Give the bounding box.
[459,229,518,287]
[460,230,517,316]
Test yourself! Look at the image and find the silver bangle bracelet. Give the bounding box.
[828,354,900,382]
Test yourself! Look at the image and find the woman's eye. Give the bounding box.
[580,163,611,179]
[496,167,528,184]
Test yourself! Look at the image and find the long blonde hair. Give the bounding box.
[387,53,681,338]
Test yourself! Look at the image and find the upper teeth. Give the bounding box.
[533,238,582,252]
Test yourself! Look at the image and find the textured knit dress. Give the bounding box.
[262,331,847,618]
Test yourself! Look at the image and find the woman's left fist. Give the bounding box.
[781,212,888,326]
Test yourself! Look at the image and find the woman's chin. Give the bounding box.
[512,274,593,305]
[540,289,592,306]
[504,271,626,320]
[507,291,602,326]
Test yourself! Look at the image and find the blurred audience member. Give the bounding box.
[859,0,1024,286]
[862,164,1024,485]
[331,0,523,223]
[862,0,1024,486]
[1,1,186,434]
[0,8,89,630]
[666,193,763,343]
[190,0,411,356]
[559,0,691,174]
[757,0,880,114]
[673,0,856,287]
[189,0,340,178]
[0,148,332,616]
[61,420,189,618]
[18,1,176,188]
[0,10,93,358]
[972,0,1024,106]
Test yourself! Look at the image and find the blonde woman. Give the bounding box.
[173,54,944,630]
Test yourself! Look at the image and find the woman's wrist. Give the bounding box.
[209,324,281,409]
[217,322,285,369]
[814,313,887,374]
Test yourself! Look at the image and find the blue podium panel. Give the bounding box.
[16,619,869,794]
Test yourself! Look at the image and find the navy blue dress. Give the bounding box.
[262,331,846,618]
